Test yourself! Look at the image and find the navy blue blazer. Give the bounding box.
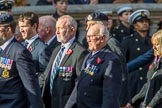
[0,38,43,108]
[45,37,60,58]
[66,45,122,108]
[128,48,154,72]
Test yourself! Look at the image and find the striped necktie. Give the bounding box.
[0,47,3,54]
[50,46,65,94]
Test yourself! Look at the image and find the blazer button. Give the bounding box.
[91,79,93,82]
[139,77,143,80]
[83,92,87,96]
[139,67,143,71]
[137,48,140,51]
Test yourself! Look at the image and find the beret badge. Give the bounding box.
[141,11,145,17]
[5,1,8,7]
[87,14,92,21]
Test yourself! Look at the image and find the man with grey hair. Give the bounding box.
[65,23,122,108]
[42,15,89,108]
[84,12,129,107]
[38,15,60,58]
[38,15,60,89]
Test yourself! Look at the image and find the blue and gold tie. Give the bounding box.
[50,46,65,94]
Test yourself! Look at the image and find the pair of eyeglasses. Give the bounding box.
[86,35,104,40]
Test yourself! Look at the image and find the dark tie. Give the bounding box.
[85,53,97,65]
[50,46,65,94]
[24,41,29,48]
[0,48,3,54]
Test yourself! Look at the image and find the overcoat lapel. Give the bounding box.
[44,46,61,87]
[29,38,40,52]
[77,46,108,84]
[60,42,76,66]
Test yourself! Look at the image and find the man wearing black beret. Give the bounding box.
[0,13,44,108]
[79,12,129,107]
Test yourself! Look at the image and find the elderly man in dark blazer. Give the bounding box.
[42,15,88,108]
[0,14,43,108]
[38,15,60,58]
[65,23,122,108]
[83,12,129,107]
[38,15,61,87]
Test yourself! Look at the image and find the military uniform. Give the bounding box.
[83,12,129,107]
[112,6,133,43]
[112,23,133,43]
[122,31,152,98]
[0,13,44,108]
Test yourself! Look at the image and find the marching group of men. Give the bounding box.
[0,0,160,108]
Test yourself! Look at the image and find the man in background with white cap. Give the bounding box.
[122,9,152,107]
[112,6,133,43]
[0,0,14,14]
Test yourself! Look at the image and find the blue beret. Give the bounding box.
[0,13,14,24]
[128,9,150,25]
[117,6,132,15]
[85,12,108,22]
[0,0,14,11]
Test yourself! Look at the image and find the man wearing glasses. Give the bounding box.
[66,23,122,108]
[83,12,129,107]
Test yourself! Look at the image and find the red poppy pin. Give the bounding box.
[96,57,102,64]
[66,49,73,55]
[28,46,33,52]
[149,64,152,70]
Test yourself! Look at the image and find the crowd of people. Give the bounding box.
[1,0,162,108]
[34,0,162,5]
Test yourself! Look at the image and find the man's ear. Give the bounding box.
[5,26,11,33]
[32,23,38,30]
[70,26,75,32]
[100,35,106,42]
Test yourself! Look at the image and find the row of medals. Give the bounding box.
[84,63,98,76]
[0,57,13,78]
[58,66,72,81]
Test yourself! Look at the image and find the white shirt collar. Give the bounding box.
[0,36,14,50]
[62,36,75,49]
[25,34,38,48]
[92,50,100,56]
[46,35,56,45]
